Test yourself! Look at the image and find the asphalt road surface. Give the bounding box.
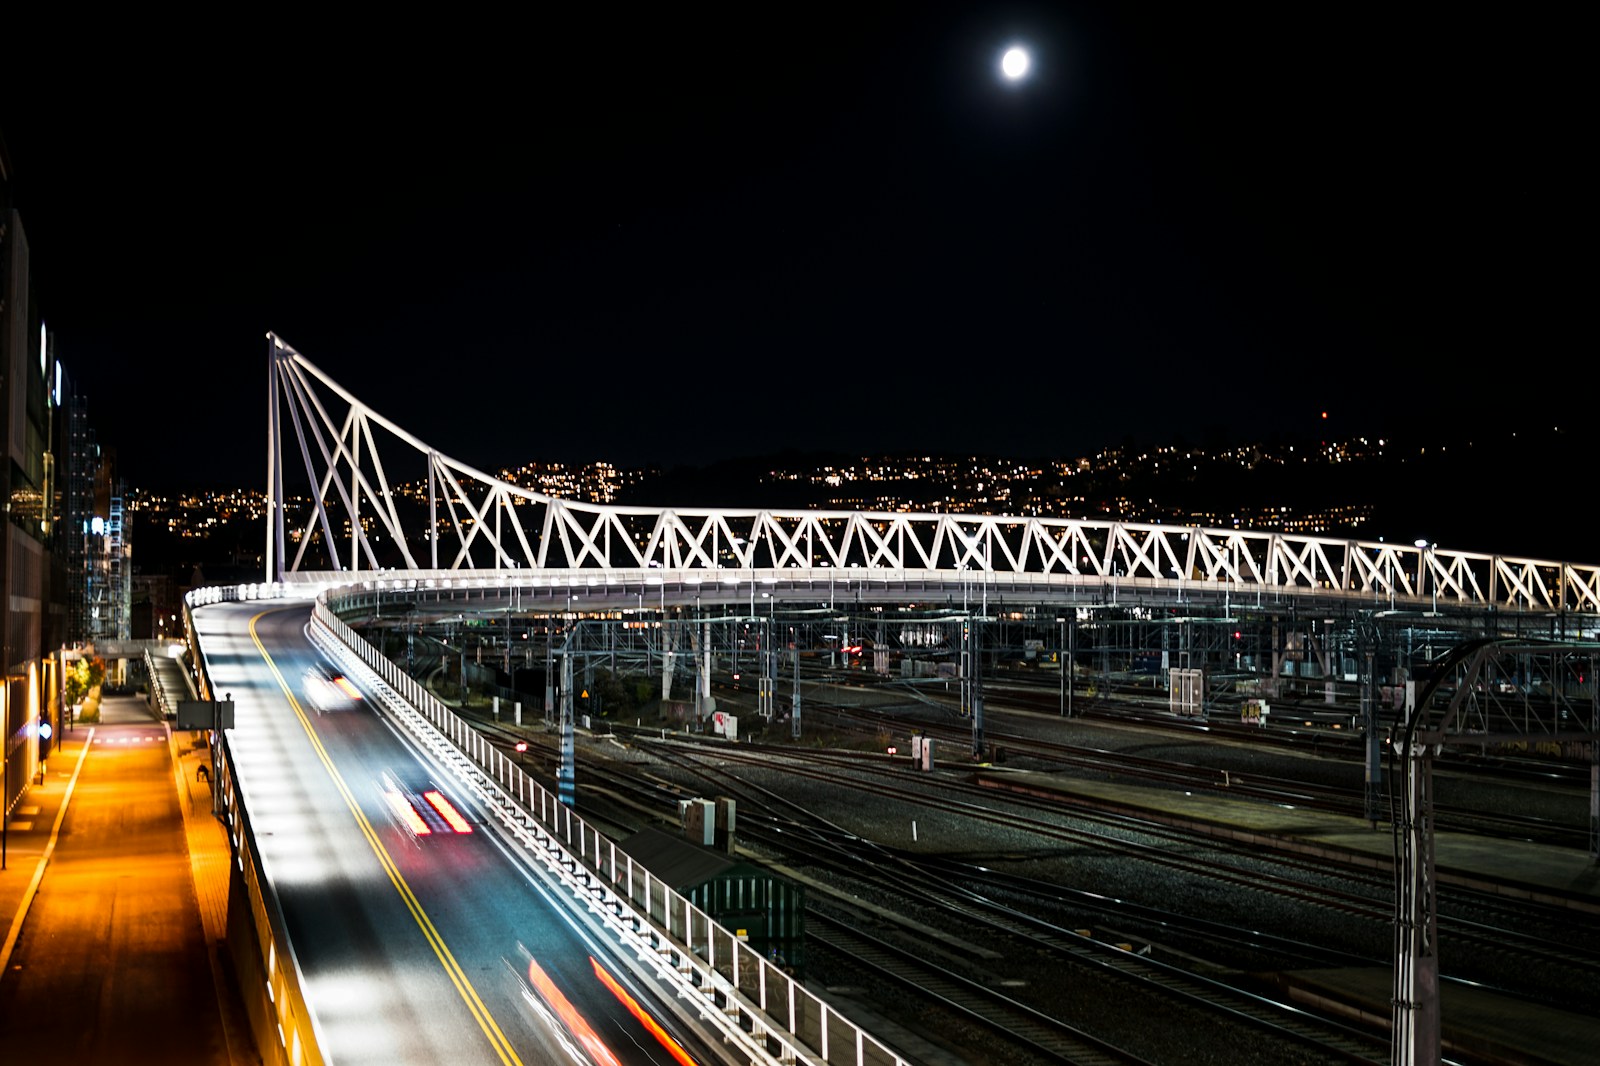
[197,600,724,1066]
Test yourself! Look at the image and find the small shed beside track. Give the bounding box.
[617,827,805,975]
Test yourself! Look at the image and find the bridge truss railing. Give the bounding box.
[268,333,1600,617]
[308,585,910,1066]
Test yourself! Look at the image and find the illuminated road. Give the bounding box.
[195,601,718,1066]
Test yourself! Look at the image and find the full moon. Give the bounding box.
[1001,46,1030,81]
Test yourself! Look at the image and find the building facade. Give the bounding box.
[1,133,73,827]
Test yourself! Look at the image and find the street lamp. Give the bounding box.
[1414,539,1437,613]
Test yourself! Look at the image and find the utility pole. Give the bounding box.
[758,613,774,718]
[1058,617,1066,716]
[962,617,985,759]
[545,629,555,726]
[1363,645,1382,828]
[558,651,575,807]
[791,626,802,739]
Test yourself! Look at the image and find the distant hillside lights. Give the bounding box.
[1189,503,1373,536]
[496,459,632,503]
[136,436,1416,544]
[131,461,640,540]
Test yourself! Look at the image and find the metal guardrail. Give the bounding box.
[142,648,196,720]
[143,648,176,719]
[182,602,211,701]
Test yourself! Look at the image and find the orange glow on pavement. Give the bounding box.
[590,956,699,1066]
[526,958,620,1066]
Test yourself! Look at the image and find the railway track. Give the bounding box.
[429,694,1594,1062]
[806,915,1152,1066]
[639,742,1394,1064]
[810,698,1591,849]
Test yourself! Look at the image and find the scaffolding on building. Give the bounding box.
[65,393,94,641]
[84,485,130,643]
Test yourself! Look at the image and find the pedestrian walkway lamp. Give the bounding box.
[1414,540,1437,613]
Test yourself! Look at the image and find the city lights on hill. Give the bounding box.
[133,430,1490,551]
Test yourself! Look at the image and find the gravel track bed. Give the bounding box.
[564,704,1595,1064]
[602,743,1378,1063]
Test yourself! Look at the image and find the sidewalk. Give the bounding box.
[0,694,256,1065]
[0,710,90,972]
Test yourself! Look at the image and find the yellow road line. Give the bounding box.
[249,608,523,1066]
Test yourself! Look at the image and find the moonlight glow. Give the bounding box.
[1001,46,1030,81]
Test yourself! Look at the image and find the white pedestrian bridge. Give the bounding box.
[266,332,1598,620]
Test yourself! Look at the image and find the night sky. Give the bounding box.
[1,7,1582,490]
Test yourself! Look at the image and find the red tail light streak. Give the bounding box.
[527,959,621,1066]
[383,790,432,835]
[422,790,473,834]
[590,956,699,1066]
